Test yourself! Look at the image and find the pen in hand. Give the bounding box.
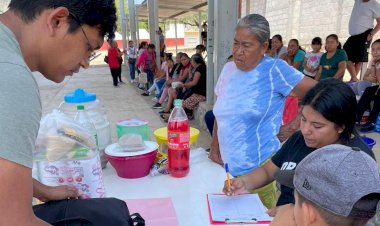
[225,163,231,191]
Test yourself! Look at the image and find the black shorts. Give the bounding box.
[343,29,372,63]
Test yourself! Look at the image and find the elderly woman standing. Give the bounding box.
[209,14,315,208]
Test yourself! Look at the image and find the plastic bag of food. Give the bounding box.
[34,110,105,198]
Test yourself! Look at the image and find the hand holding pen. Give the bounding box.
[222,163,249,196]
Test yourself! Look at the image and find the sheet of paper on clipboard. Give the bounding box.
[207,193,272,224]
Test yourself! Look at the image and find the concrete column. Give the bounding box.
[153,0,160,66]
[174,20,178,54]
[206,0,215,106]
[125,15,132,44]
[148,0,160,66]
[135,5,140,43]
[246,0,250,16]
[336,0,343,36]
[198,11,202,44]
[147,0,156,44]
[128,0,137,44]
[119,0,128,68]
[213,0,238,100]
[286,0,294,40]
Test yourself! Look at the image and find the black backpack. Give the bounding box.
[33,198,145,226]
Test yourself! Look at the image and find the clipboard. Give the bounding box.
[206,194,272,225]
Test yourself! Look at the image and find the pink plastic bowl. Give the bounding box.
[106,150,157,179]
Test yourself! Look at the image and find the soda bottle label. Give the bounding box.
[168,132,189,150]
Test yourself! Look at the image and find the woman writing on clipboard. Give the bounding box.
[223,79,375,225]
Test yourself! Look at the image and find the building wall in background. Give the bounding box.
[0,0,10,13]
[242,0,357,49]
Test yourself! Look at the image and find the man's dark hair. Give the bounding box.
[8,0,117,40]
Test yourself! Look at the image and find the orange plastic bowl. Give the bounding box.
[106,150,157,179]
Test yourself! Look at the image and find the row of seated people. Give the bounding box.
[137,47,207,122]
[268,34,380,133]
[268,34,347,82]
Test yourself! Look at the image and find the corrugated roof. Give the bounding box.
[136,0,207,20]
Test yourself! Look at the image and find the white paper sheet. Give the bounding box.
[208,194,272,223]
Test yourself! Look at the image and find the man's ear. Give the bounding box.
[46,7,70,36]
[302,202,318,225]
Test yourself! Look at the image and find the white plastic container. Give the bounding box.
[58,88,111,168]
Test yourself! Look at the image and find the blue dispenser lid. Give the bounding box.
[64,88,96,103]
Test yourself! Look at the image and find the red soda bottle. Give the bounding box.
[167,99,190,178]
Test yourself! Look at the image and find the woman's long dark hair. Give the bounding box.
[301,78,358,144]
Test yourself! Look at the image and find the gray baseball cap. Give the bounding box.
[274,144,380,219]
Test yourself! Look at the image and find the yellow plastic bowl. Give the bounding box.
[153,127,200,146]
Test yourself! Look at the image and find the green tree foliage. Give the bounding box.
[114,0,129,33]
[177,12,208,28]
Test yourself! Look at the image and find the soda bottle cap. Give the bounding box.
[174,99,182,106]
[77,105,85,110]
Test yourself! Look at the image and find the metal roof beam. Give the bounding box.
[158,6,204,12]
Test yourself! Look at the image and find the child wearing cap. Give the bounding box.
[222,79,376,225]
[275,144,380,226]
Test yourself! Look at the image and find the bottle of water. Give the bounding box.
[167,99,190,178]
[74,105,99,152]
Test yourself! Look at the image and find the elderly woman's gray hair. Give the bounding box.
[236,14,270,44]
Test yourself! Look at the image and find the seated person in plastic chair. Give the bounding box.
[223,79,375,225]
[160,54,206,121]
[274,144,380,226]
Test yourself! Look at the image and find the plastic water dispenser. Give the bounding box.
[58,88,111,168]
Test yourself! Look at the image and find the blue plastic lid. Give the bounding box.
[64,88,96,103]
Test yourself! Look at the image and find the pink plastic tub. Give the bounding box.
[106,150,157,179]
